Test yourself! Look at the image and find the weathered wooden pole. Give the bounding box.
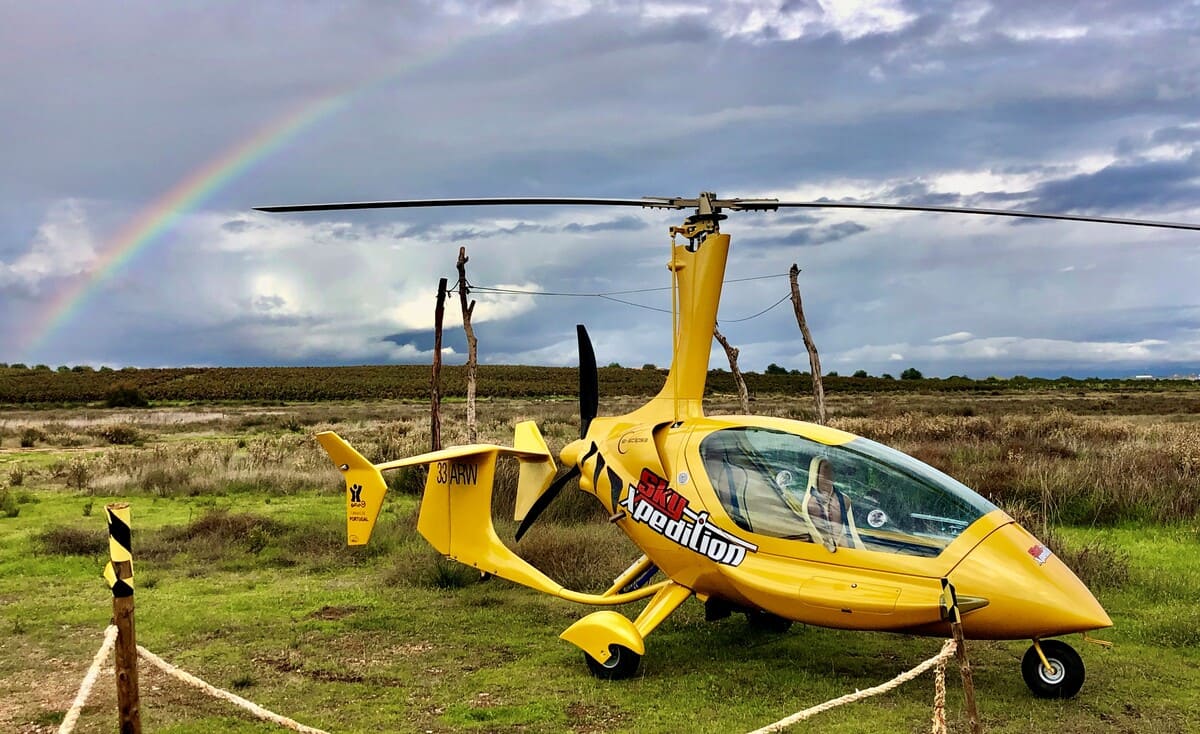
[713,325,750,414]
[431,277,448,451]
[456,247,478,442]
[788,264,827,425]
[943,578,982,734]
[103,503,141,734]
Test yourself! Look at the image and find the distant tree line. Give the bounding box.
[0,363,1194,406]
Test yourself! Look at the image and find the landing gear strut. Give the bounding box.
[1022,639,1085,698]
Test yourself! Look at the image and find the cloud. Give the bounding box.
[562,215,647,232]
[5,2,1200,378]
[742,221,868,248]
[838,334,1197,368]
[932,331,973,343]
[0,200,97,293]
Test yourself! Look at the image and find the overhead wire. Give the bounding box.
[448,272,791,323]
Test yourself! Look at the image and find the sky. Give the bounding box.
[2,0,1199,379]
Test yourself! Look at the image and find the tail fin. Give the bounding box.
[316,422,557,547]
[513,421,557,523]
[315,432,388,546]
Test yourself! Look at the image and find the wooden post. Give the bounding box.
[943,579,982,734]
[456,246,478,443]
[713,325,750,414]
[103,503,141,734]
[431,277,448,452]
[788,264,827,425]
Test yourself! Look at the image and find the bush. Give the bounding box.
[20,427,44,448]
[8,465,26,487]
[0,489,19,518]
[37,526,107,555]
[105,383,149,408]
[94,424,142,445]
[64,458,93,492]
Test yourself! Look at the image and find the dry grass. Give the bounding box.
[6,396,1199,543]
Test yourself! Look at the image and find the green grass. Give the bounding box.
[2,485,1198,733]
[2,398,1200,732]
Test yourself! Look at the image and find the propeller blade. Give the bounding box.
[254,197,677,213]
[514,466,580,542]
[732,200,1200,231]
[578,324,598,439]
[255,193,1200,231]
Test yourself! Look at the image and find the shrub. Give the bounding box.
[8,465,26,487]
[0,489,19,518]
[514,524,634,592]
[140,467,193,496]
[94,424,141,445]
[105,383,149,408]
[37,526,107,555]
[420,556,481,589]
[64,458,93,492]
[20,427,45,448]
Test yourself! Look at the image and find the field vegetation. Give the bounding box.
[1,382,1199,732]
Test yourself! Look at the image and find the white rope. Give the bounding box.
[931,648,949,734]
[747,639,958,734]
[136,645,330,734]
[58,624,119,734]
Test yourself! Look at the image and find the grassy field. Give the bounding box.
[2,392,1199,732]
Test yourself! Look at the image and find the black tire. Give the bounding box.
[745,610,794,634]
[1022,639,1085,699]
[584,644,642,680]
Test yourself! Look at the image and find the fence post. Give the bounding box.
[942,578,981,734]
[103,503,142,734]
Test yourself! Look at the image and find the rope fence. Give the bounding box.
[747,639,959,734]
[63,623,961,734]
[57,625,119,734]
[58,624,329,734]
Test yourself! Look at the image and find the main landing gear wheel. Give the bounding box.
[1022,639,1085,699]
[584,644,642,680]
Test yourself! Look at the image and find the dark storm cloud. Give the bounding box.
[1152,125,1200,146]
[4,1,1200,375]
[447,221,555,240]
[384,328,468,354]
[1027,155,1200,213]
[742,221,868,249]
[562,216,646,233]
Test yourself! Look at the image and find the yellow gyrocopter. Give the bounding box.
[257,192,1200,698]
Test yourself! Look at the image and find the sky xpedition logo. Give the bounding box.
[622,468,757,566]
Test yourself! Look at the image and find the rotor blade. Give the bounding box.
[514,466,581,542]
[734,200,1200,232]
[577,324,598,439]
[254,197,686,213]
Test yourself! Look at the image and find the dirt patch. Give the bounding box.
[566,702,627,733]
[307,604,364,620]
[0,634,114,734]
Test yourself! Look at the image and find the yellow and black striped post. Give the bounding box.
[104,503,142,734]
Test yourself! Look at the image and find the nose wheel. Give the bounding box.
[1022,639,1085,698]
[584,644,642,680]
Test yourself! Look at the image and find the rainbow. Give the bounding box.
[21,35,464,361]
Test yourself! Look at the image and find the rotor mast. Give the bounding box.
[624,193,733,425]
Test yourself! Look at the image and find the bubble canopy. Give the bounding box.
[698,427,998,557]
